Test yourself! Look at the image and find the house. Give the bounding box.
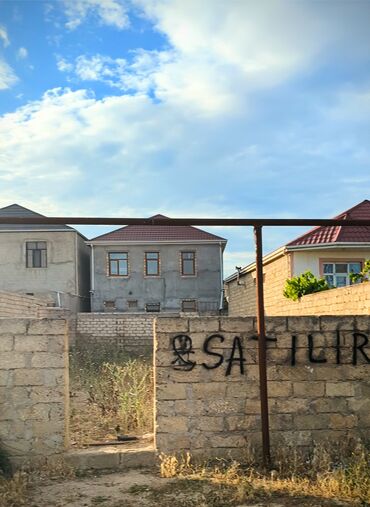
[225,200,370,316]
[0,204,90,312]
[88,215,227,313]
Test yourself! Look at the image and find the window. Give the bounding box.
[108,252,128,276]
[104,300,116,311]
[182,299,197,312]
[145,302,160,312]
[127,300,138,309]
[26,241,47,268]
[322,261,362,288]
[181,251,196,276]
[145,252,160,276]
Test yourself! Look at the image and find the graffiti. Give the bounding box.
[171,331,370,375]
[171,334,196,371]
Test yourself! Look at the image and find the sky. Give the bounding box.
[0,0,370,276]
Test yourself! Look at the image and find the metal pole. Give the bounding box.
[254,225,271,468]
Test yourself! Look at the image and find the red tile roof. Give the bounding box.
[287,200,370,247]
[91,215,226,242]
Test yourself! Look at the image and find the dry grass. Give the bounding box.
[69,341,153,447]
[159,439,370,506]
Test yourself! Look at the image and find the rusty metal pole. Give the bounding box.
[254,225,271,468]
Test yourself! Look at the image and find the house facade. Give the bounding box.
[225,200,370,316]
[0,204,90,312]
[88,215,227,313]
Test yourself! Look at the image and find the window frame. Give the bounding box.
[181,299,197,312]
[144,251,160,277]
[180,250,196,276]
[108,252,129,277]
[319,258,363,288]
[26,241,47,268]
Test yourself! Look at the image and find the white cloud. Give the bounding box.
[17,47,28,60]
[0,25,10,47]
[0,59,18,89]
[62,0,129,30]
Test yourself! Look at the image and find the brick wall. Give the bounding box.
[227,269,370,317]
[155,316,370,458]
[76,313,155,356]
[0,318,69,467]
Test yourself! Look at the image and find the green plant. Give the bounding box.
[283,271,330,301]
[350,259,370,284]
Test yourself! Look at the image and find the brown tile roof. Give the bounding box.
[91,215,227,242]
[287,200,370,247]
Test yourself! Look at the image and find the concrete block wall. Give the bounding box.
[0,318,69,467]
[155,316,370,458]
[76,313,155,356]
[0,291,51,318]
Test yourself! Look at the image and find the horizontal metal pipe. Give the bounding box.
[1,217,370,227]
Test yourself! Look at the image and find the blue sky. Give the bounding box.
[0,0,370,275]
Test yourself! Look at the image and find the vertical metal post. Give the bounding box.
[254,225,271,467]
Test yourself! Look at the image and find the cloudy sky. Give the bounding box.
[0,0,369,275]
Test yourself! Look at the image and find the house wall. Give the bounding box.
[0,318,69,467]
[0,231,89,313]
[155,316,370,458]
[227,253,291,316]
[91,243,223,313]
[292,247,370,276]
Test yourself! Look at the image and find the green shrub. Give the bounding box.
[350,259,370,284]
[283,271,330,301]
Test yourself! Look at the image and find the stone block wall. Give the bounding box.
[0,291,51,318]
[0,318,69,466]
[155,316,370,458]
[76,313,155,356]
[227,275,370,317]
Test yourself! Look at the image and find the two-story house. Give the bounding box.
[0,204,90,312]
[88,215,227,313]
[225,199,370,316]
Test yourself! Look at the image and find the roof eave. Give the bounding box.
[224,246,286,283]
[286,242,370,251]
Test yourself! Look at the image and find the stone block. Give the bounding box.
[155,433,190,452]
[210,434,246,448]
[156,416,189,433]
[287,317,320,332]
[174,400,204,416]
[196,417,224,432]
[47,336,66,352]
[329,414,357,429]
[189,318,220,333]
[295,414,330,430]
[0,320,28,335]
[245,399,262,414]
[226,382,259,398]
[31,353,65,368]
[271,398,310,414]
[320,316,355,331]
[30,386,64,403]
[28,319,66,335]
[268,381,293,397]
[293,382,325,397]
[310,397,348,413]
[43,369,65,387]
[265,317,287,333]
[354,316,370,332]
[14,369,44,386]
[269,414,293,430]
[226,415,259,431]
[220,318,254,333]
[206,398,244,416]
[0,352,26,369]
[14,335,48,352]
[155,318,188,333]
[156,383,187,400]
[0,370,9,386]
[191,383,226,399]
[326,382,354,397]
[0,335,13,352]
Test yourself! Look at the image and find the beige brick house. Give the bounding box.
[225,200,370,316]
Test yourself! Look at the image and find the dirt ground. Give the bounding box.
[27,469,353,507]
